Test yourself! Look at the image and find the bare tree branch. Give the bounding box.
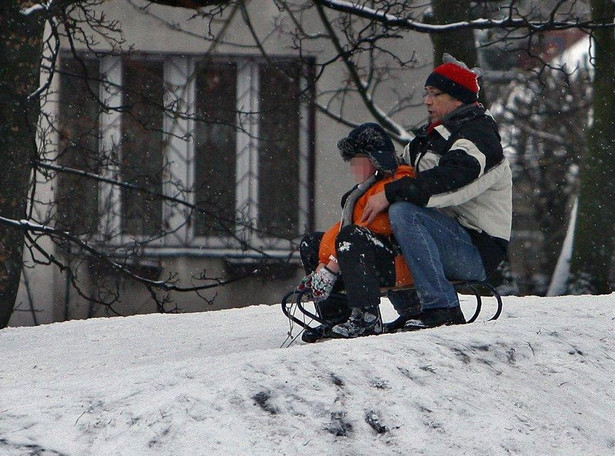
[314,0,615,33]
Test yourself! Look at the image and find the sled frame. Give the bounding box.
[281,280,503,332]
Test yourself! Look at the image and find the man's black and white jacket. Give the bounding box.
[384,104,512,275]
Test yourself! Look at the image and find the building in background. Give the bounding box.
[11,1,432,325]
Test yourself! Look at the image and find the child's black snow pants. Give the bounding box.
[299,224,397,313]
[335,224,397,309]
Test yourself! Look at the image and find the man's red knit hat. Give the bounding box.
[425,61,480,104]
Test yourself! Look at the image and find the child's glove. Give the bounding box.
[297,266,338,301]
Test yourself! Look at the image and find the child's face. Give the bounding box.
[350,155,376,183]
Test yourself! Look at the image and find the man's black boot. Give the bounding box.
[385,289,421,333]
[403,306,466,331]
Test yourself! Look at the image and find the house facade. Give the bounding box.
[10,1,433,325]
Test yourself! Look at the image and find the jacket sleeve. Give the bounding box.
[318,221,341,264]
[385,148,480,206]
[385,125,497,207]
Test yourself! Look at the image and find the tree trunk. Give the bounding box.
[569,0,615,294]
[0,3,45,327]
[429,0,478,69]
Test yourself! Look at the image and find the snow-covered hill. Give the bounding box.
[0,293,613,456]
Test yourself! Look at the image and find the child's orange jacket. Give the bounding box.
[318,164,416,287]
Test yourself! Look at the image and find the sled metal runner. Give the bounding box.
[281,281,503,333]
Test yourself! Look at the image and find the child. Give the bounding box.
[298,123,415,341]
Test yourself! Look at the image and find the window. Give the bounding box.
[193,62,238,238]
[57,53,313,257]
[120,58,164,237]
[258,62,302,239]
[57,56,100,235]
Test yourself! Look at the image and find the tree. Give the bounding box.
[568,0,615,294]
[428,0,478,70]
[0,2,45,327]
[2,1,614,328]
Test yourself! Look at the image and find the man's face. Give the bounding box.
[424,86,463,124]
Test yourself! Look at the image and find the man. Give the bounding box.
[362,54,512,331]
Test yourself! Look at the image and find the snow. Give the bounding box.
[1,293,613,455]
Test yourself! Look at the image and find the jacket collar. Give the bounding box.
[425,103,487,135]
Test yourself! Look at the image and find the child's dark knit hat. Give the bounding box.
[425,57,480,104]
[337,123,398,173]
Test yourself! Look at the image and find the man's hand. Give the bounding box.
[361,191,390,224]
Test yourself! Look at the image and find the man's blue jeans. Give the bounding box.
[389,202,486,311]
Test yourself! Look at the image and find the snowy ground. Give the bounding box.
[0,293,613,456]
